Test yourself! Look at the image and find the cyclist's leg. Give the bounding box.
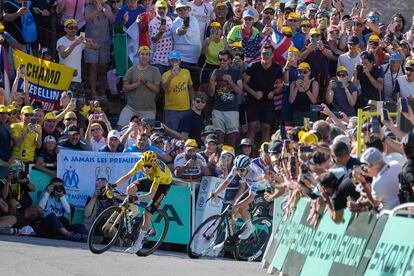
[142,184,170,230]
[235,190,256,239]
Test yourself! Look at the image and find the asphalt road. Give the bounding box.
[0,235,264,276]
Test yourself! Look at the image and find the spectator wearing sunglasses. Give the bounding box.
[0,105,13,180]
[255,5,275,33]
[394,59,414,98]
[177,92,207,145]
[285,12,306,51]
[11,106,42,163]
[326,66,358,117]
[338,36,361,81]
[57,19,97,96]
[289,62,319,125]
[300,20,312,41]
[366,34,388,66]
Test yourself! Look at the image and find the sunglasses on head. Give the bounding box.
[195,99,206,104]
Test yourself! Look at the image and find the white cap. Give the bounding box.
[332,134,351,147]
[43,135,56,144]
[108,130,121,140]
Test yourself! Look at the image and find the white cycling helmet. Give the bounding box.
[234,154,251,169]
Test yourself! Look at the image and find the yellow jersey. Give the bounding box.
[11,122,41,163]
[128,159,173,190]
[162,68,193,111]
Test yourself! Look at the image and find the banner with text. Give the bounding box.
[13,50,75,111]
[57,149,143,209]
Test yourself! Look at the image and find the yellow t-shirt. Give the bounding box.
[205,37,226,65]
[11,122,41,163]
[128,159,173,191]
[162,68,193,111]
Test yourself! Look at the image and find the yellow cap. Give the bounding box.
[7,105,16,112]
[185,139,198,148]
[298,62,311,70]
[288,12,300,19]
[215,2,226,8]
[64,19,78,27]
[0,24,4,32]
[21,105,34,115]
[263,5,275,12]
[64,111,77,120]
[221,145,235,157]
[0,105,8,113]
[44,112,57,120]
[138,46,151,53]
[368,34,380,41]
[259,142,270,152]
[281,26,293,34]
[300,132,319,145]
[309,28,321,35]
[155,1,168,8]
[234,1,241,6]
[91,122,102,128]
[300,20,311,26]
[230,41,243,48]
[210,22,221,27]
[288,46,300,54]
[337,66,348,73]
[274,2,280,8]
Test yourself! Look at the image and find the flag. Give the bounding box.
[271,31,293,68]
[0,45,11,103]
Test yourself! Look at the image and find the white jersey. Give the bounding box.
[225,164,263,194]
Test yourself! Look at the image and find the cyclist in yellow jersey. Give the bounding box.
[110,151,172,254]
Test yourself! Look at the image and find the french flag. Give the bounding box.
[0,45,11,103]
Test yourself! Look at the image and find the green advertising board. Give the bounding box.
[300,208,352,276]
[328,211,379,276]
[365,216,414,276]
[145,185,191,245]
[29,170,191,244]
[271,199,308,271]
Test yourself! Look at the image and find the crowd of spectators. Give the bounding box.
[0,0,414,242]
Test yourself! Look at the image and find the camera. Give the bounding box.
[54,185,64,193]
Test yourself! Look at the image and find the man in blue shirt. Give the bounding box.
[124,132,172,163]
[115,0,146,29]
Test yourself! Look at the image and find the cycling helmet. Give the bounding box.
[142,151,157,165]
[234,155,251,169]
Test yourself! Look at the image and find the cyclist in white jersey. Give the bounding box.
[211,155,262,240]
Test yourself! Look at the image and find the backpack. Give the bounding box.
[5,0,37,44]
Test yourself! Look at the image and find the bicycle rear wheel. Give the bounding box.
[136,209,169,257]
[233,217,272,262]
[187,215,225,259]
[88,206,125,254]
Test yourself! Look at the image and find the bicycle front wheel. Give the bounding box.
[234,217,272,262]
[136,209,169,257]
[187,215,225,259]
[88,206,125,254]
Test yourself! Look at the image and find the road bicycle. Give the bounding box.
[87,188,169,256]
[187,195,272,261]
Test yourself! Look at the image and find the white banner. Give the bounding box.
[57,149,143,209]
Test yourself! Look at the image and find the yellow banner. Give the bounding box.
[13,50,75,111]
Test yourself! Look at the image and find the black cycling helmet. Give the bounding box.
[234,154,250,169]
[402,131,414,159]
